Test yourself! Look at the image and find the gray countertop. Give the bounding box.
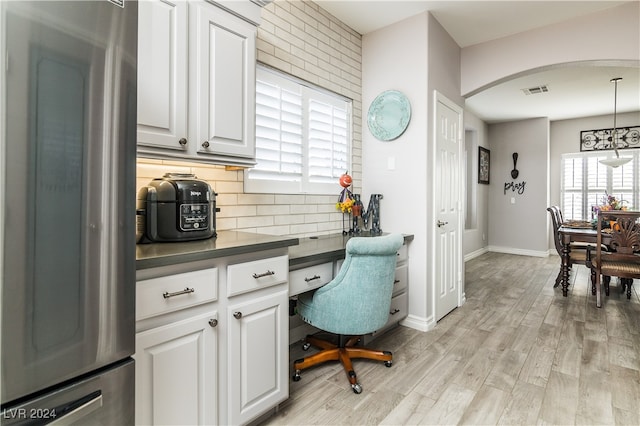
[136,230,413,270]
[136,230,299,270]
[289,232,414,268]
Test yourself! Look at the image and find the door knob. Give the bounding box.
[437,220,448,227]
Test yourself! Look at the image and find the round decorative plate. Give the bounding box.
[367,90,411,141]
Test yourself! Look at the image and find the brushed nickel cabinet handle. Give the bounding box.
[202,140,210,148]
[178,137,187,146]
[304,275,321,282]
[233,312,242,319]
[208,319,218,328]
[252,270,275,279]
[163,287,195,299]
[390,308,400,315]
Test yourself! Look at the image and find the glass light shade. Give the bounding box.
[599,156,632,168]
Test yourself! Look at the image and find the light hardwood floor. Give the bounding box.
[260,252,640,425]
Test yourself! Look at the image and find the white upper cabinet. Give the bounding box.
[190,2,256,162]
[137,0,260,166]
[137,0,188,152]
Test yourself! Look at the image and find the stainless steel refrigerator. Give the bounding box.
[1,1,137,424]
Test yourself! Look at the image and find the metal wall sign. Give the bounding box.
[580,126,640,152]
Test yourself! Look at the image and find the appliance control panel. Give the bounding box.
[179,203,210,231]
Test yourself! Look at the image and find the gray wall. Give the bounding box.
[463,110,490,258]
[488,118,550,256]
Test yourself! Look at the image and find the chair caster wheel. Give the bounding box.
[351,383,362,394]
[302,342,311,351]
[384,360,392,367]
[292,371,301,382]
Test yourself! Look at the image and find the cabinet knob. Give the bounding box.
[233,312,242,319]
[202,140,210,149]
[208,318,218,328]
[178,137,187,146]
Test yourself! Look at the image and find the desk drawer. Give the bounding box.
[393,264,408,295]
[397,243,408,262]
[137,268,218,320]
[227,255,288,297]
[289,262,333,296]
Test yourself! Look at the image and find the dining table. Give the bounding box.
[557,222,612,296]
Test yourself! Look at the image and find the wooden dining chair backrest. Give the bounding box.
[547,206,564,255]
[596,210,640,268]
[592,210,640,305]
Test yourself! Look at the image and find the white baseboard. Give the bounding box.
[487,245,550,258]
[400,314,436,332]
[464,247,488,262]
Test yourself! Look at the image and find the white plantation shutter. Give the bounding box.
[308,97,349,184]
[246,66,352,194]
[561,150,640,220]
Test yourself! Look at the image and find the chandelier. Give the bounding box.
[599,77,632,168]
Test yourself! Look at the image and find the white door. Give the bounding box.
[434,92,463,321]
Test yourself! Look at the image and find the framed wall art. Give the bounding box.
[478,146,490,184]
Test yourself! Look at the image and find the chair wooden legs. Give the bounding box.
[292,334,392,394]
[620,278,634,299]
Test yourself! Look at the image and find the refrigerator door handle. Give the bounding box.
[49,391,103,426]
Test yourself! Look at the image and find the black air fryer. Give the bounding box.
[136,173,217,243]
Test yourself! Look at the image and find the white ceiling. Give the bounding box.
[315,1,640,123]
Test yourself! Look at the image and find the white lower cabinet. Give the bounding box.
[135,251,289,425]
[135,310,218,425]
[227,289,289,425]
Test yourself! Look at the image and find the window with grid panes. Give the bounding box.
[245,65,352,194]
[561,150,640,220]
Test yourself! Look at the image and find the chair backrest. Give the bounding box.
[597,210,640,264]
[306,233,404,336]
[547,206,564,255]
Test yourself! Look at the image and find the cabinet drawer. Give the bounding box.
[393,264,408,295]
[137,268,218,320]
[289,262,333,296]
[373,291,408,337]
[396,243,408,262]
[227,255,288,297]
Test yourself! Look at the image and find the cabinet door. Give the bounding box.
[137,0,188,151]
[228,289,289,425]
[190,2,256,161]
[135,310,218,425]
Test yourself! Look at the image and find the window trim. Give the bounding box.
[244,65,353,195]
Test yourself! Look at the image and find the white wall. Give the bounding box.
[362,12,463,330]
[487,118,550,256]
[362,12,431,328]
[461,2,640,95]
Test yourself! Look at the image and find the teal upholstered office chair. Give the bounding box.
[292,233,404,394]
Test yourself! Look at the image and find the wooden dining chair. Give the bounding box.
[587,210,640,307]
[547,206,589,288]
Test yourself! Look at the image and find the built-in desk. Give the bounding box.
[287,232,414,344]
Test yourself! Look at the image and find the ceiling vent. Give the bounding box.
[521,85,549,95]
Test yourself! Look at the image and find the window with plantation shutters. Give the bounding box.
[246,65,352,194]
[561,150,640,220]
